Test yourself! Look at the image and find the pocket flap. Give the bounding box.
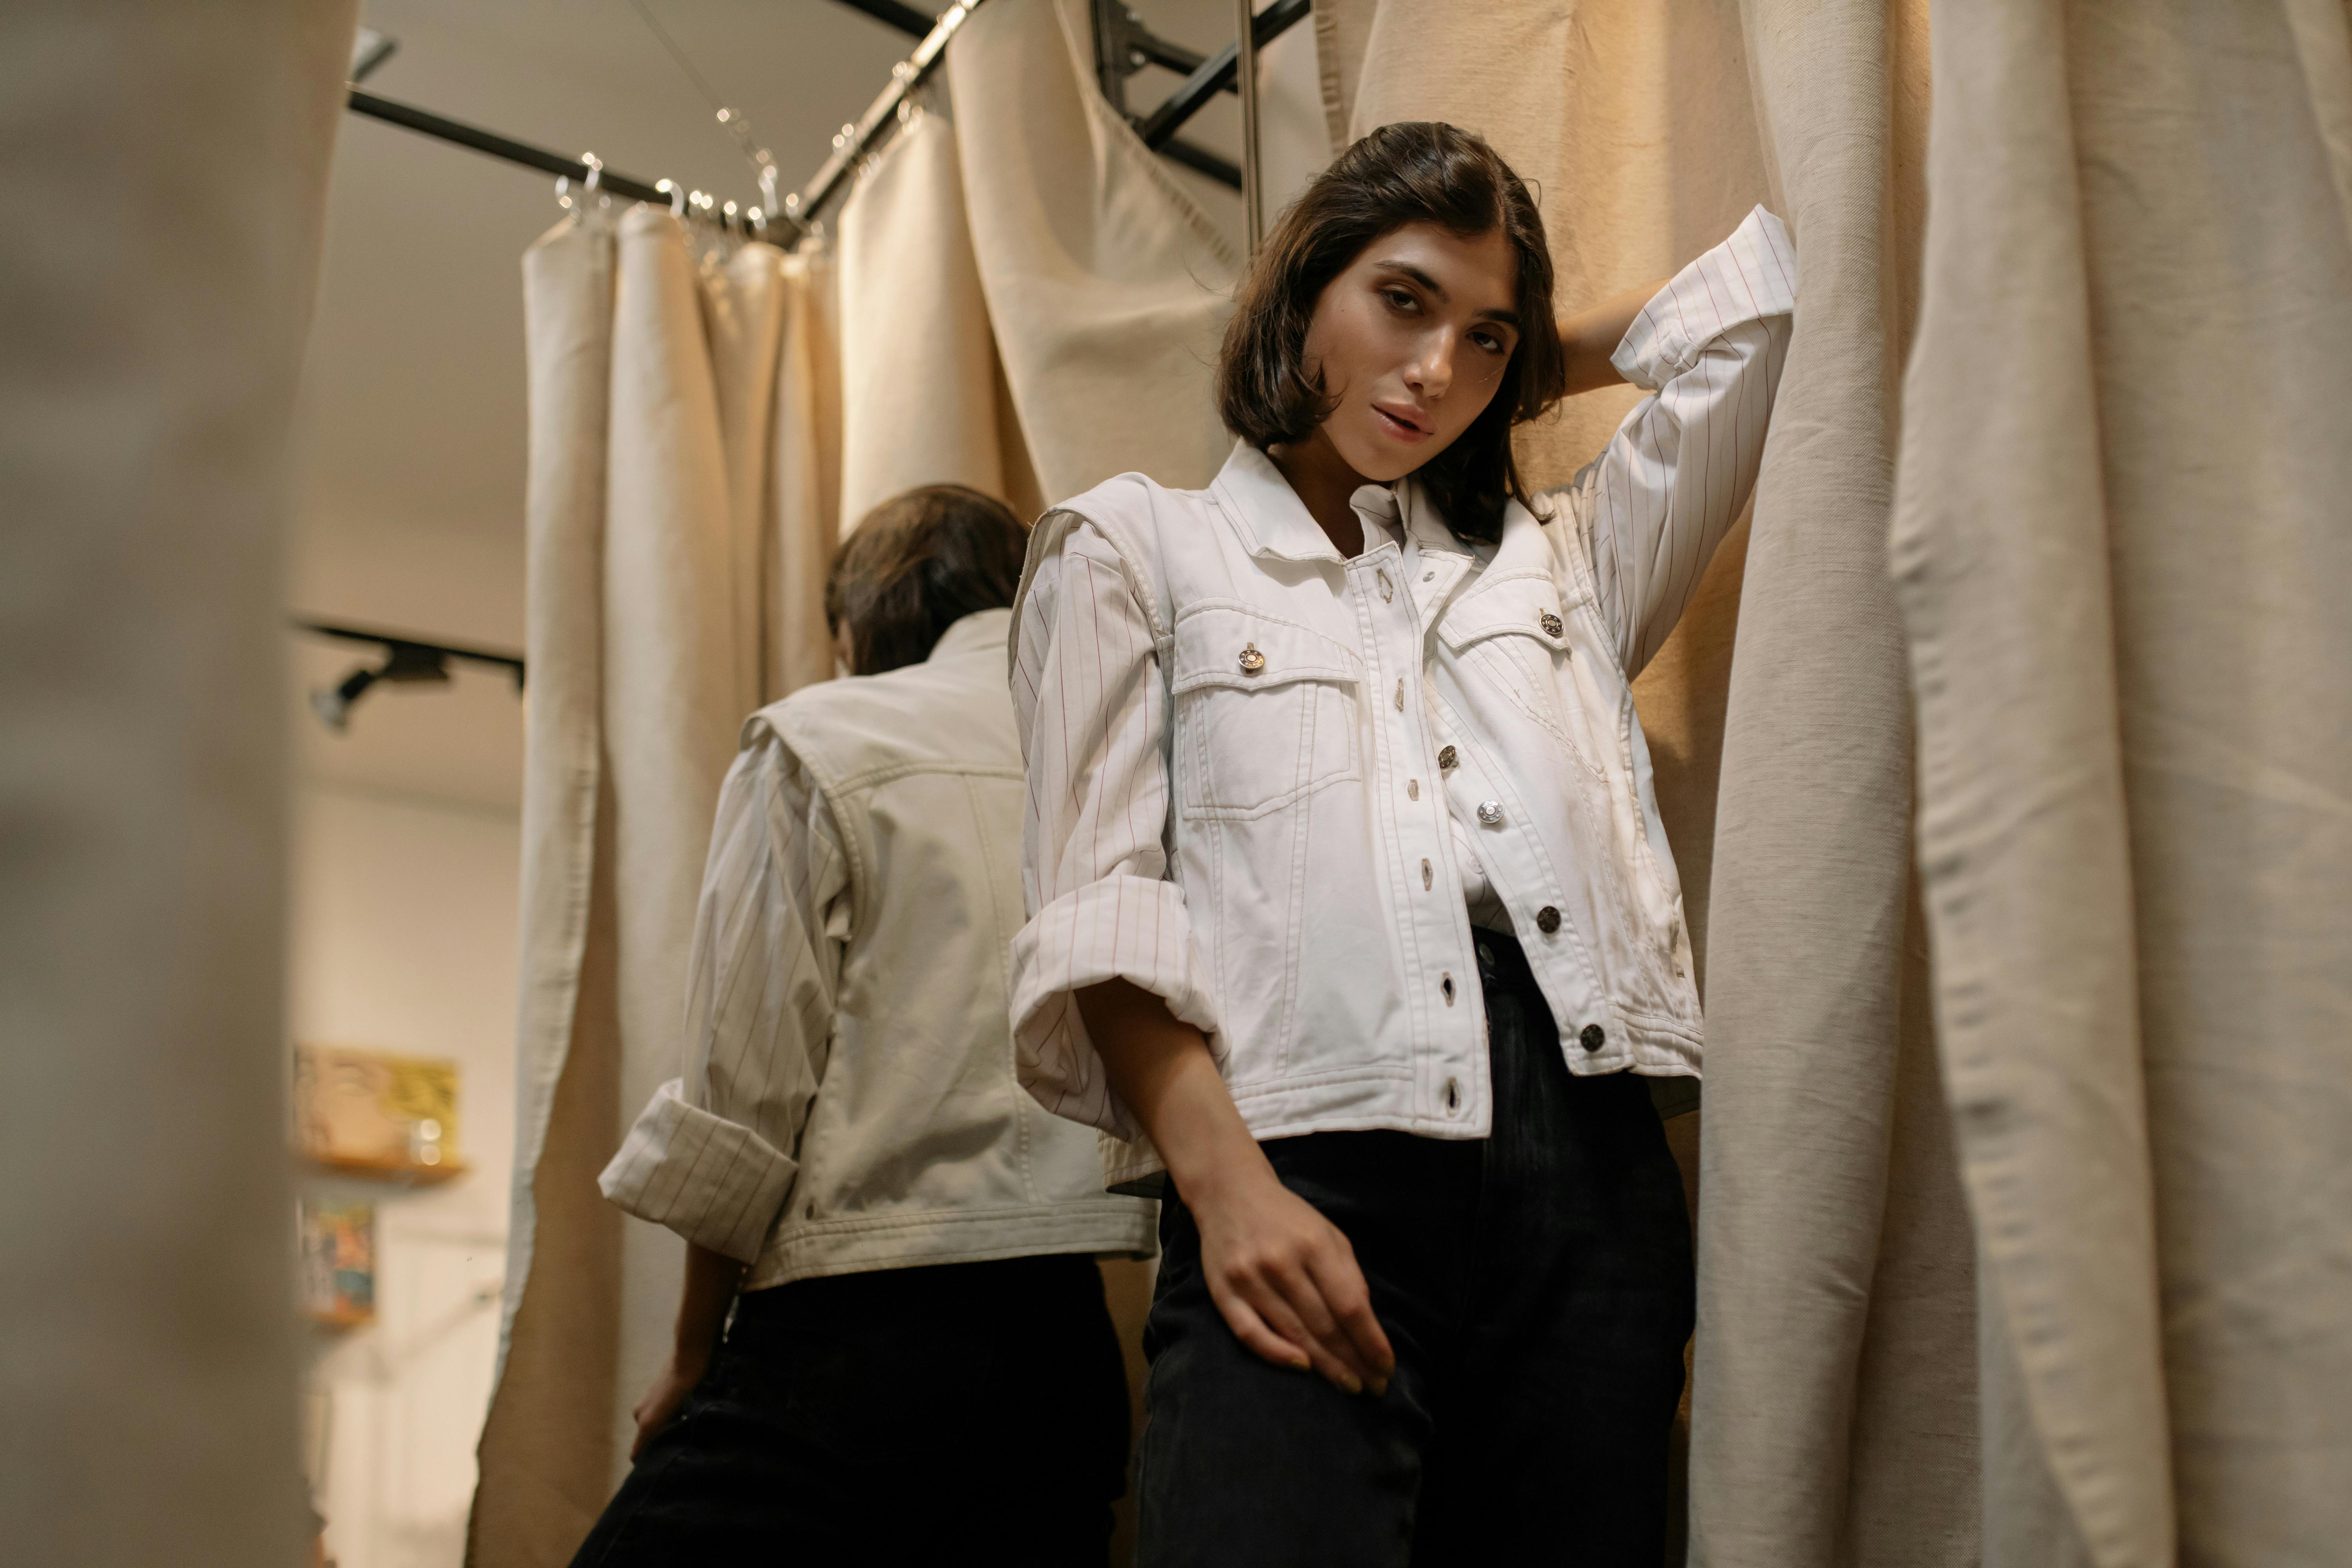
[1437,572,1572,655]
[1172,602,1363,694]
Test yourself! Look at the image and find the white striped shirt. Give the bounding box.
[1010,209,1795,1166]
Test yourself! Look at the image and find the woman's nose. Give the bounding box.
[1408,330,1457,400]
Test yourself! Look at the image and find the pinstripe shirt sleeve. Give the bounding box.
[1549,205,1798,678]
[598,732,847,1261]
[1007,510,1218,1142]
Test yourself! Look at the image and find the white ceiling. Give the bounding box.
[287,0,1270,811]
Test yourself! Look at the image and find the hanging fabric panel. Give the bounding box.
[478,211,845,1566]
[0,5,357,1564]
[948,0,1240,502]
[768,249,843,692]
[837,107,1028,533]
[1891,2,2352,1563]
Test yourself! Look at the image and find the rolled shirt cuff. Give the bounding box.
[1010,875,1220,1140]
[1612,205,1799,390]
[598,1078,798,1264]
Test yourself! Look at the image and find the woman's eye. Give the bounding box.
[1382,288,1417,313]
[1472,331,1505,354]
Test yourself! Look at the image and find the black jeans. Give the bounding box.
[1135,929,1695,1567]
[572,1252,1131,1567]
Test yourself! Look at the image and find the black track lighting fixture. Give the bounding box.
[294,620,524,733]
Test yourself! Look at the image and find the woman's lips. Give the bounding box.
[1374,404,1431,443]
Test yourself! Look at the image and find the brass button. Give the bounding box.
[1535,905,1561,934]
[1477,800,1503,825]
[1539,611,1564,637]
[1238,643,1264,674]
[1579,1024,1606,1052]
[1438,745,1458,772]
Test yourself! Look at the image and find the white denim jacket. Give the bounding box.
[602,609,1158,1282]
[1010,208,1796,1189]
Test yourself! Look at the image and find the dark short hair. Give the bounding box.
[824,484,1028,675]
[1216,122,1565,544]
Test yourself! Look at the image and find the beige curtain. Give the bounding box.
[837,105,1042,530]
[0,2,358,1565]
[474,210,842,1566]
[1891,4,2352,1564]
[1322,3,1968,1562]
[948,0,1242,501]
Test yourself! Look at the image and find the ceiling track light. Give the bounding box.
[294,619,525,734]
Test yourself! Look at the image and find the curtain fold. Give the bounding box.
[838,107,1021,531]
[1892,2,2352,1562]
[948,0,1240,502]
[0,2,357,1563]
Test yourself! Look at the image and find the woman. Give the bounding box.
[576,486,1158,1566]
[1010,124,1795,1564]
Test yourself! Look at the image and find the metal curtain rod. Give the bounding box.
[347,88,766,234]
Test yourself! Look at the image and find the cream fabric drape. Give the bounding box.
[948,0,1241,501]
[837,106,1041,531]
[0,2,357,1564]
[1891,4,2352,1564]
[1321,3,1967,1563]
[475,210,842,1566]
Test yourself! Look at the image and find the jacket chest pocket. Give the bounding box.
[1171,603,1362,821]
[1437,574,1606,782]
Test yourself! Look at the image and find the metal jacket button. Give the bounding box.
[1535,905,1561,934]
[1579,1024,1606,1052]
[1238,643,1264,674]
[1539,611,1564,637]
[1477,800,1503,825]
[1438,745,1458,771]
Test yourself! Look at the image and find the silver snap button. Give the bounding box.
[1238,643,1264,674]
[1539,611,1564,637]
[1477,800,1503,825]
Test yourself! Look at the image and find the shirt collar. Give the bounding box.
[1211,443,1483,564]
[927,605,1015,662]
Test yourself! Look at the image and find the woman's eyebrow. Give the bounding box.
[1373,260,1519,328]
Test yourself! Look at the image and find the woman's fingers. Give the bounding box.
[1266,1255,1384,1391]
[1304,1242,1396,1391]
[1208,1280,1314,1375]
[1236,1270,1367,1394]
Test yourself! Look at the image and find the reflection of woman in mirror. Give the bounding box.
[1012,123,1795,1564]
[574,488,1156,1566]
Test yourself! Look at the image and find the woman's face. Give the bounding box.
[1301,221,1523,482]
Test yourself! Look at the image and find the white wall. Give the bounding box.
[289,785,520,1568]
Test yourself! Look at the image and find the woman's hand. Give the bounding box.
[1184,1147,1395,1396]
[1075,978,1396,1397]
[630,1240,745,1460]
[629,1344,712,1460]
